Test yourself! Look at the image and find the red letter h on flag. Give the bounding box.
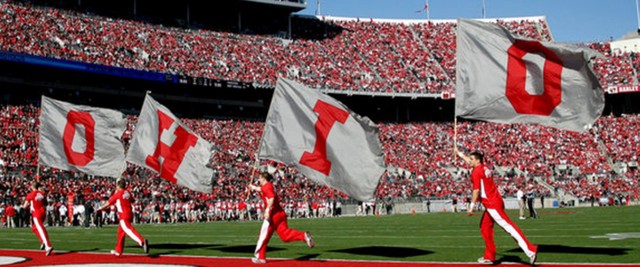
[145,110,198,183]
[299,100,349,176]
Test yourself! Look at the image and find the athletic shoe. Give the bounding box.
[529,251,538,265]
[519,216,526,220]
[304,232,315,248]
[477,257,493,264]
[40,243,45,250]
[110,250,121,257]
[143,239,149,254]
[251,257,266,264]
[45,247,53,256]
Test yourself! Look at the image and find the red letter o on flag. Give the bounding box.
[63,110,96,166]
[505,39,563,115]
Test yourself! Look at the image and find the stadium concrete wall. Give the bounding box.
[340,198,590,216]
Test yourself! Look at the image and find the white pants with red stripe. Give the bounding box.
[481,208,537,261]
[115,218,145,254]
[31,214,51,249]
[254,211,305,260]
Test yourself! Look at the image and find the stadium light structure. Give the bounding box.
[636,0,640,31]
[426,0,430,20]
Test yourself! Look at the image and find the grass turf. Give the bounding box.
[2,206,639,264]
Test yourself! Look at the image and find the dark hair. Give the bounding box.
[117,178,127,189]
[259,172,273,182]
[32,181,41,189]
[470,151,484,163]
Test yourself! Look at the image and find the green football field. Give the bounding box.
[2,206,639,264]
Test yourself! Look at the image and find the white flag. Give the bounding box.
[259,78,386,201]
[126,94,212,193]
[39,96,126,177]
[455,19,605,132]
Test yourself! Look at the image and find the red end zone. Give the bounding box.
[1,249,639,267]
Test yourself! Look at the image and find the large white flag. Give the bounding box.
[455,19,605,132]
[259,78,386,201]
[39,96,126,177]
[126,94,212,193]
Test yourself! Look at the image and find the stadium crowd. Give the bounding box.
[1,104,639,227]
[0,1,635,95]
[1,2,639,227]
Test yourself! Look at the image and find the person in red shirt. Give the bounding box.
[99,178,148,256]
[23,181,53,256]
[5,203,16,228]
[456,148,538,265]
[248,172,314,264]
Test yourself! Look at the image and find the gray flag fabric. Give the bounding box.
[259,78,386,201]
[126,94,212,193]
[455,19,605,132]
[39,96,126,177]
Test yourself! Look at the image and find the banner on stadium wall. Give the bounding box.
[38,96,127,177]
[607,85,640,94]
[441,92,456,99]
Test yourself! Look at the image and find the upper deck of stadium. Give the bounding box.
[0,1,636,98]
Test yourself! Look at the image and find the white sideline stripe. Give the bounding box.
[32,217,50,249]
[254,219,270,258]
[487,208,534,258]
[119,220,142,246]
[0,256,27,265]
[1,249,639,266]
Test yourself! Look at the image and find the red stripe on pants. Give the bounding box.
[115,218,144,254]
[254,211,305,260]
[31,214,51,249]
[481,208,537,261]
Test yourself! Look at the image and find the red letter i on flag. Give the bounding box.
[299,100,349,175]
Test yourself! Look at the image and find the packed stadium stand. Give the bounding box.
[2,103,639,223]
[1,0,639,226]
[2,1,636,96]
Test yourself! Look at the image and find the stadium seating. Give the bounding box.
[1,3,639,225]
[1,104,639,225]
[1,2,634,94]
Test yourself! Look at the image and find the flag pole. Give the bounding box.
[453,116,458,161]
[36,164,40,182]
[482,0,486,18]
[245,154,260,201]
[36,97,42,182]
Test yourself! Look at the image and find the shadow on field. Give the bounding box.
[146,243,222,250]
[495,255,525,264]
[140,243,223,257]
[295,253,321,261]
[210,245,286,254]
[57,248,99,255]
[329,246,432,258]
[507,244,631,255]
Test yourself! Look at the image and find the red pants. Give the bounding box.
[115,218,145,254]
[480,208,537,261]
[31,214,51,249]
[254,211,305,260]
